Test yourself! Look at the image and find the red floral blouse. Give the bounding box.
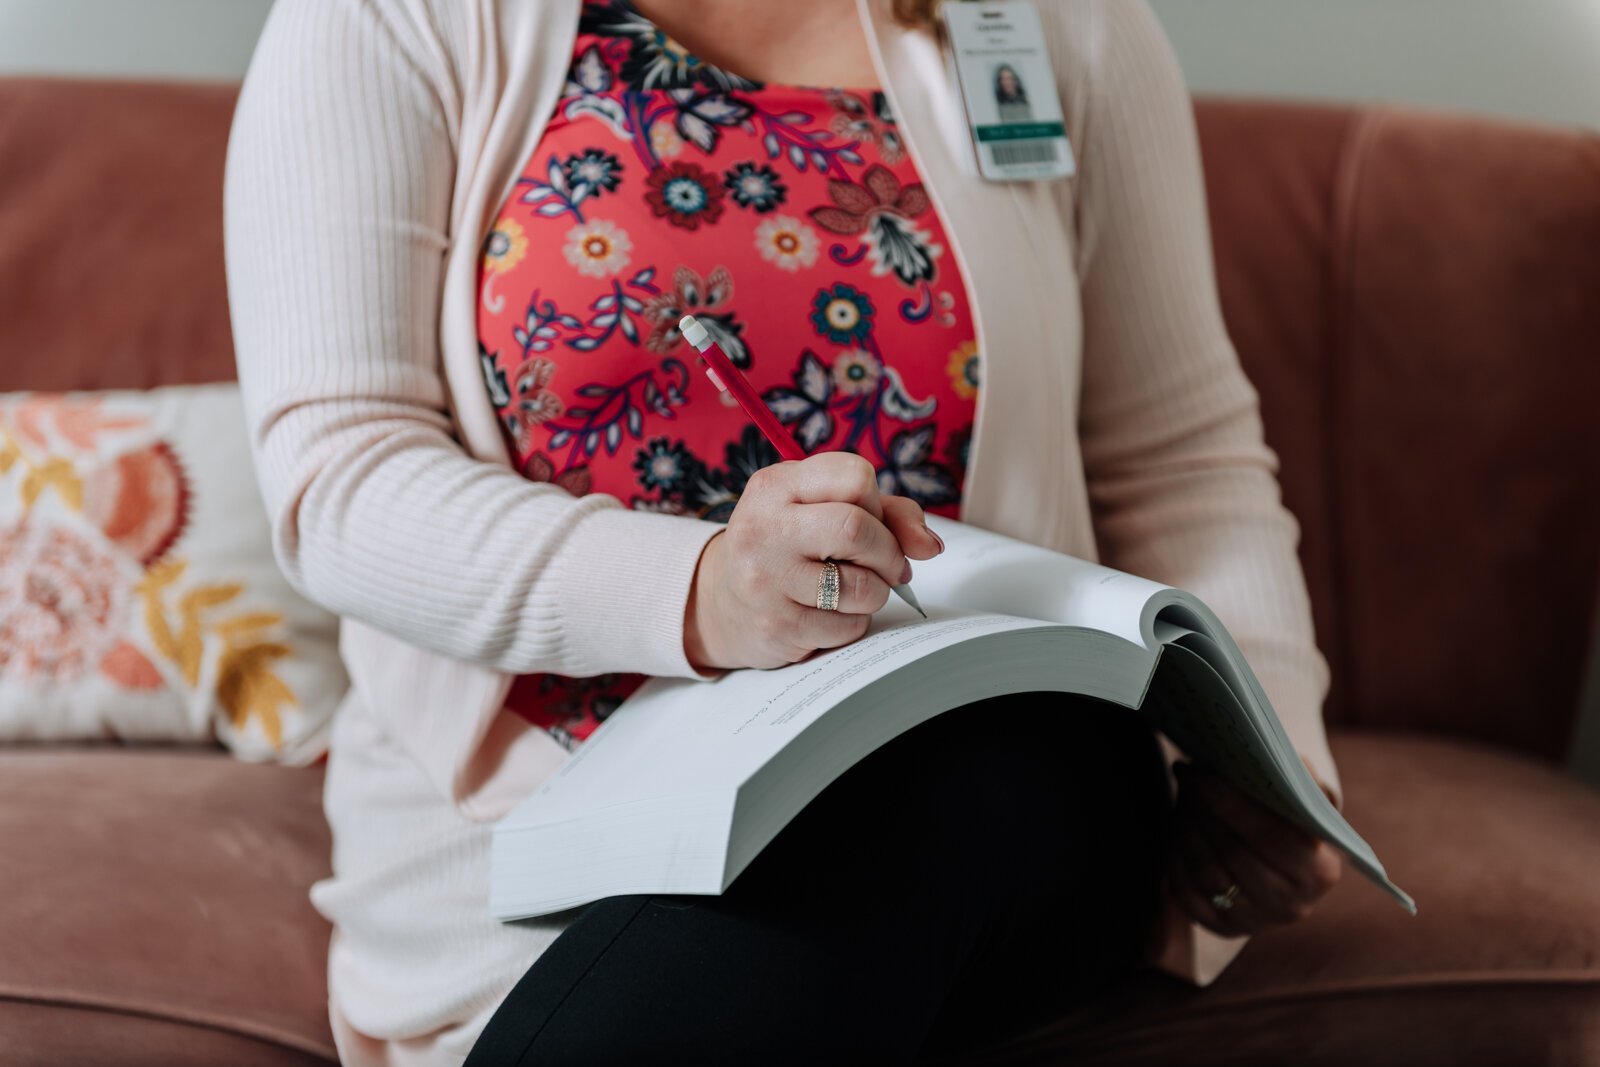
[477,0,981,750]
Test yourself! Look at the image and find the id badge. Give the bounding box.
[939,0,1076,181]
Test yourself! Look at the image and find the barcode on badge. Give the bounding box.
[990,141,1058,166]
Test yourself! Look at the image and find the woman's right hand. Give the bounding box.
[684,452,945,671]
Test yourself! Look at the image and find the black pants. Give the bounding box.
[465,692,1174,1065]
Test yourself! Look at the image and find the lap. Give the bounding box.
[466,693,1172,1066]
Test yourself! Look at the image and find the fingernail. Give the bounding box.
[922,523,945,554]
[900,560,913,584]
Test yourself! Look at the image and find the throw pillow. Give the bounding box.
[0,383,345,764]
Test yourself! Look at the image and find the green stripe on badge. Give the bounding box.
[975,121,1067,143]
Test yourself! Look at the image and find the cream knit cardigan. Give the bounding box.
[224,0,1343,1061]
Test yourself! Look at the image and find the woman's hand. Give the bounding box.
[1164,760,1343,937]
[684,452,944,671]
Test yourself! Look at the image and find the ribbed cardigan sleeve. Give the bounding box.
[223,0,721,681]
[1072,1,1343,807]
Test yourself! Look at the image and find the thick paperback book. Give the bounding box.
[489,516,1416,921]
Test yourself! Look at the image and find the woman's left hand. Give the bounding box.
[1164,760,1343,937]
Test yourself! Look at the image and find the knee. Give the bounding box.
[908,715,1080,896]
[909,698,1167,897]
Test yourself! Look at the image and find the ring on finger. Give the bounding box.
[1211,882,1242,911]
[816,560,842,612]
[1173,803,1237,913]
[1167,851,1241,935]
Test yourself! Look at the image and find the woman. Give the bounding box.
[224,0,1346,1062]
[993,63,1032,121]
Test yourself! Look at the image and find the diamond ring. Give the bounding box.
[816,560,842,612]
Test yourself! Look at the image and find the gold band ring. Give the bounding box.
[816,560,842,612]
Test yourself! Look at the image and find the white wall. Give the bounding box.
[0,0,272,83]
[0,0,1596,130]
[1148,0,1600,131]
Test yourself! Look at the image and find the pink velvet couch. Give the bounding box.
[1,77,1597,1066]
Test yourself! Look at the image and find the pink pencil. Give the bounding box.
[678,314,807,462]
[678,313,926,617]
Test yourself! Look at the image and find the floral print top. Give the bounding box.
[477,0,980,750]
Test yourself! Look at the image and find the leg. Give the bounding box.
[917,695,1173,1059]
[467,694,1169,1065]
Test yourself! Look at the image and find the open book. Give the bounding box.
[490,516,1416,921]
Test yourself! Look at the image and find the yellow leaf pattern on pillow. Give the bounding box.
[175,584,243,686]
[216,641,297,749]
[214,612,287,639]
[136,560,186,665]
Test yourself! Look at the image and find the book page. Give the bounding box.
[502,517,1175,832]
[1146,641,1305,820]
[919,516,1169,647]
[514,610,1046,825]
[1147,637,1417,914]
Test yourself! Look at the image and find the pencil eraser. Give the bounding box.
[679,314,710,350]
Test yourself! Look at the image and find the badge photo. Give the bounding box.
[939,0,1077,182]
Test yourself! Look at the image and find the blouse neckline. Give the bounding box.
[584,0,883,96]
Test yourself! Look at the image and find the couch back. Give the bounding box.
[1195,101,1600,762]
[0,79,239,389]
[2,78,1596,763]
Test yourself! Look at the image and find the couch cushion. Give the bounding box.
[967,730,1600,1066]
[0,746,336,1065]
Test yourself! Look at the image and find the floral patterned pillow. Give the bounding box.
[0,383,345,764]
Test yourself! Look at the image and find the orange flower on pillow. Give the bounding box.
[82,441,190,565]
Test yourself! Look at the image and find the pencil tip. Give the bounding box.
[894,584,927,618]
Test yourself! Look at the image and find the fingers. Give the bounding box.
[1166,846,1245,938]
[1166,763,1345,938]
[793,501,909,588]
[780,452,884,520]
[734,598,870,667]
[792,602,874,655]
[746,456,943,585]
[1189,800,1313,925]
[880,494,943,560]
[704,454,949,671]
[1166,800,1255,937]
[1178,764,1341,900]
